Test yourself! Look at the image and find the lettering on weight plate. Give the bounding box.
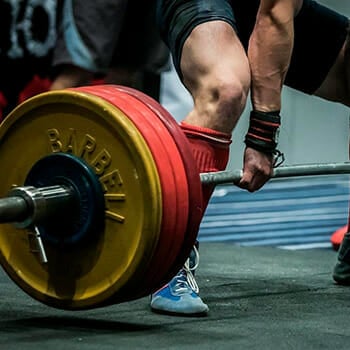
[47,127,78,153]
[100,170,126,223]
[90,149,111,176]
[76,133,96,159]
[64,128,78,154]
[103,194,126,223]
[47,128,96,158]
[46,128,126,223]
[47,128,62,153]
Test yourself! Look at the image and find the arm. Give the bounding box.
[238,0,301,192]
[249,0,298,111]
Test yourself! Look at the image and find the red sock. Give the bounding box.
[180,122,232,213]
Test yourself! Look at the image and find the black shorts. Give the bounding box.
[54,0,169,75]
[157,0,349,94]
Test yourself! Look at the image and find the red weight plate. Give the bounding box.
[73,85,189,300]
[113,87,192,294]
[115,86,203,289]
[105,91,188,298]
[74,85,185,299]
[96,88,190,298]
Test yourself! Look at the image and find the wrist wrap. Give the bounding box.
[245,110,280,154]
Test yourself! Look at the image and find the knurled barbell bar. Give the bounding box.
[0,85,348,310]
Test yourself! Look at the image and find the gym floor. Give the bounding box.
[0,243,348,350]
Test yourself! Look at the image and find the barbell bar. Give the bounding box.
[0,84,348,311]
[201,162,350,185]
[1,162,350,226]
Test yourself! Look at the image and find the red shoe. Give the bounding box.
[331,225,348,251]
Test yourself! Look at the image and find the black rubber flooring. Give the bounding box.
[0,243,349,350]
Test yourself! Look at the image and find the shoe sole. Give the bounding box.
[150,306,209,317]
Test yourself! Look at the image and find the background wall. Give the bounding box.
[160,0,350,170]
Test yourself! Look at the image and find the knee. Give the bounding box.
[182,55,251,131]
[206,71,250,125]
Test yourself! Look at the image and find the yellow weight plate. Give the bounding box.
[0,90,162,310]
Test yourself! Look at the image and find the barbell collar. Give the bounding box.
[200,162,350,185]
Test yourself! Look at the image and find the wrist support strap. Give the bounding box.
[245,110,280,154]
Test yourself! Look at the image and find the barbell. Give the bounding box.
[0,84,348,310]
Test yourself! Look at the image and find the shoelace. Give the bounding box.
[174,245,200,294]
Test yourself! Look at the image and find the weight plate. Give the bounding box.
[73,85,190,300]
[0,90,163,310]
[115,86,203,289]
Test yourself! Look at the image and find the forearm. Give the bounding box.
[248,1,295,112]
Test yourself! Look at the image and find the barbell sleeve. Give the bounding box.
[0,196,29,224]
[0,185,75,228]
[200,162,350,185]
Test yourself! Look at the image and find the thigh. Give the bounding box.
[157,0,237,80]
[181,20,249,93]
[284,0,349,94]
[180,20,251,132]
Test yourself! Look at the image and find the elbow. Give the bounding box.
[257,1,296,28]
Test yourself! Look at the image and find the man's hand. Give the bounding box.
[237,146,274,192]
